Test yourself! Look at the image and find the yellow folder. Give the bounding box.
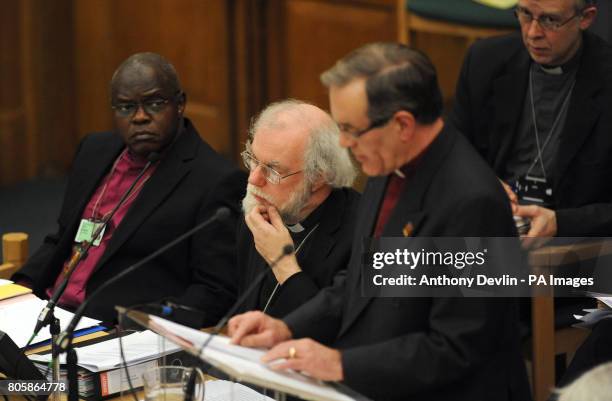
[0,283,32,301]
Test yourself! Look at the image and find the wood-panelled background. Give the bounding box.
[0,0,397,186]
[2,0,610,188]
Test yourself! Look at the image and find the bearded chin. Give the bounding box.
[242,183,311,224]
[279,184,311,224]
[241,192,259,215]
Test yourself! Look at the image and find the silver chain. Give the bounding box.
[526,67,576,179]
[262,223,320,313]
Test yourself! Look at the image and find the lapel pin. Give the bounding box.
[402,222,414,237]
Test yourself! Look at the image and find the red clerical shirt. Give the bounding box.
[47,149,157,308]
[373,163,418,238]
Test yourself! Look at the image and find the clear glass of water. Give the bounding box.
[142,366,205,401]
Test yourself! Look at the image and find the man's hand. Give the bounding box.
[245,206,301,283]
[499,179,518,214]
[515,204,557,249]
[228,311,292,348]
[262,339,344,382]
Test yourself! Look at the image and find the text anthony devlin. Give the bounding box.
[373,274,519,287]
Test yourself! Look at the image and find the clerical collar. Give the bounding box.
[537,43,583,75]
[287,223,304,233]
[394,151,425,179]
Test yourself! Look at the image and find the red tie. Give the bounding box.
[374,174,405,237]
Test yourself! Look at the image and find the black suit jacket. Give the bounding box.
[450,32,612,236]
[284,126,531,401]
[237,188,360,318]
[13,119,246,325]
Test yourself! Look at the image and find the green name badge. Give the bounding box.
[74,219,106,246]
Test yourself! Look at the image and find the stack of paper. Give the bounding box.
[28,330,180,371]
[0,293,101,347]
[573,296,612,329]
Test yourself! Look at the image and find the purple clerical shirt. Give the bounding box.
[47,149,156,308]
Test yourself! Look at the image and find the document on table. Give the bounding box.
[596,296,612,309]
[0,280,31,300]
[148,315,356,401]
[0,293,101,348]
[149,315,264,363]
[29,330,180,372]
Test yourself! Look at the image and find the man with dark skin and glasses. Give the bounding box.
[13,52,246,326]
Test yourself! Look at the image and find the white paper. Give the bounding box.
[204,380,274,401]
[149,315,264,363]
[28,330,180,372]
[0,294,101,348]
[0,279,14,286]
[148,315,355,401]
[596,296,612,309]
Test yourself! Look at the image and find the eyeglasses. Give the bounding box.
[112,97,172,118]
[339,115,393,139]
[514,6,582,31]
[241,150,302,185]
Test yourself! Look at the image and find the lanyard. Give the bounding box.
[526,68,576,179]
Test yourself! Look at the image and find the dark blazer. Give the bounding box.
[284,126,531,401]
[450,32,612,236]
[13,119,247,325]
[236,188,360,318]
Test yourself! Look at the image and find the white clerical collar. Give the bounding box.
[286,222,305,233]
[394,169,406,179]
[539,64,563,75]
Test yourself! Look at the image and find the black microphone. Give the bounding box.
[132,300,209,322]
[29,152,160,346]
[54,206,232,355]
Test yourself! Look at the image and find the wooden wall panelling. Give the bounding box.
[231,0,270,160]
[0,0,28,185]
[265,0,397,110]
[257,0,397,191]
[18,0,37,181]
[32,0,76,175]
[73,0,115,144]
[73,0,235,159]
[156,0,232,157]
[0,0,71,184]
[411,33,470,107]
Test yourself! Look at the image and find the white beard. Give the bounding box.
[242,183,311,224]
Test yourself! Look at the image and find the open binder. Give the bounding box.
[120,307,367,401]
